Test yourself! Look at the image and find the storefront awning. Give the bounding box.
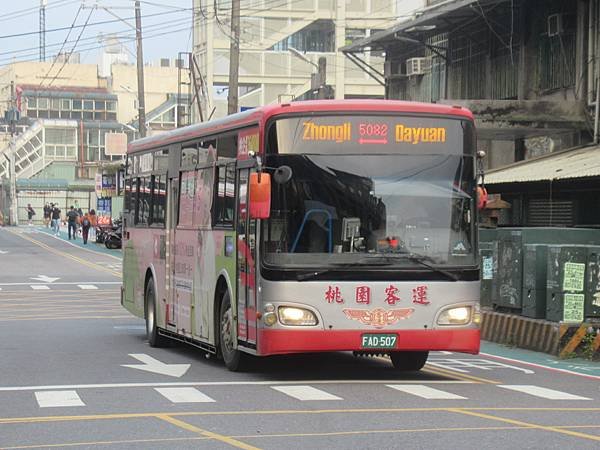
[486,145,600,185]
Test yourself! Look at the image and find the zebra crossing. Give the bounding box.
[0,283,120,292]
[24,383,593,408]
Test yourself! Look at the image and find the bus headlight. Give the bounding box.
[437,306,471,325]
[278,306,318,326]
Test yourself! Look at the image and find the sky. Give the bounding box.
[0,0,194,67]
[0,0,426,68]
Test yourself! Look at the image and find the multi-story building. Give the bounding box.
[342,0,600,227]
[0,58,186,222]
[192,0,410,119]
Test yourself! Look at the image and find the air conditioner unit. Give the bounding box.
[548,14,563,37]
[406,57,431,76]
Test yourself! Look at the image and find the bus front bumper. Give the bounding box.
[257,328,480,356]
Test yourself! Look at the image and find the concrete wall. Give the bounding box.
[110,64,180,124]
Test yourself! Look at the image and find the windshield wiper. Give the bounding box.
[296,262,392,281]
[360,253,460,281]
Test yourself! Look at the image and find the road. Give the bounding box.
[1,226,599,450]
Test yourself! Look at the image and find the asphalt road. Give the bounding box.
[1,226,599,450]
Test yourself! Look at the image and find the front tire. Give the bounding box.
[145,279,167,347]
[389,351,429,371]
[219,291,249,371]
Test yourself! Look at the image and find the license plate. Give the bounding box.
[360,333,397,349]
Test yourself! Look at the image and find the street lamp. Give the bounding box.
[288,47,329,99]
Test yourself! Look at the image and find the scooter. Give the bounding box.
[104,225,122,249]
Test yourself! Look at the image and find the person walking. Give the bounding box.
[88,209,97,242]
[26,204,36,226]
[51,204,61,235]
[43,203,51,228]
[66,206,79,240]
[81,211,92,244]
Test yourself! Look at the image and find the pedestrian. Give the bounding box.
[81,211,92,244]
[66,206,79,240]
[43,203,51,228]
[26,204,36,226]
[89,209,97,242]
[51,204,61,235]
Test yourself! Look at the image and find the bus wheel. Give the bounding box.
[145,279,167,347]
[389,351,429,372]
[219,291,248,372]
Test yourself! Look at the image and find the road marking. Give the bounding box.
[30,285,50,290]
[498,385,591,400]
[0,379,472,392]
[34,391,85,408]
[30,275,60,283]
[77,284,98,290]
[428,358,535,374]
[122,353,191,378]
[155,387,216,403]
[5,230,121,277]
[480,351,600,381]
[387,384,467,400]
[157,414,260,450]
[422,365,500,384]
[271,385,342,401]
[449,408,600,442]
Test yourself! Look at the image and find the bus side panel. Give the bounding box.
[122,228,166,320]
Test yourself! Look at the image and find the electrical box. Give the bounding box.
[522,244,548,319]
[585,246,600,318]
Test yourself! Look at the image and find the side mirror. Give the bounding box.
[249,172,271,219]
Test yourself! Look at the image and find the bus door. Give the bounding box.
[171,170,196,337]
[236,163,258,347]
[165,175,179,331]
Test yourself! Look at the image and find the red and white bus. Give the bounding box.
[122,100,480,371]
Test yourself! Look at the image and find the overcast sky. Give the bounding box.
[0,0,427,68]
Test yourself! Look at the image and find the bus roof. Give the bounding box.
[128,99,474,154]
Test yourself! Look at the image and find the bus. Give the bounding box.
[121,100,481,372]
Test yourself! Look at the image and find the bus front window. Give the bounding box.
[261,115,477,271]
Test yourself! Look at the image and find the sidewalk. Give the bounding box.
[35,225,121,258]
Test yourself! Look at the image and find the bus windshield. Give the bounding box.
[262,115,476,270]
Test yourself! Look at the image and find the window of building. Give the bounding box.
[270,20,335,52]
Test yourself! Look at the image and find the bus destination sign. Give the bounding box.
[301,121,447,145]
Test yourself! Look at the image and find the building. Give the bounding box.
[342,0,600,227]
[192,0,413,119]
[0,58,188,223]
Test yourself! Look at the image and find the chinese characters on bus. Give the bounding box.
[324,284,429,306]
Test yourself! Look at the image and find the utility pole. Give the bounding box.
[7,81,18,226]
[227,0,240,115]
[135,1,147,137]
[39,0,47,62]
[317,57,327,99]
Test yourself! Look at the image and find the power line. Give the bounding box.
[47,8,95,87]
[40,4,83,86]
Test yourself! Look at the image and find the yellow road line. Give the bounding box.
[448,408,600,442]
[3,407,600,425]
[423,365,500,384]
[6,230,121,278]
[1,436,209,449]
[0,426,532,449]
[157,414,261,450]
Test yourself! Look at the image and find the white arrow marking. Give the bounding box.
[0,250,8,254]
[30,275,60,283]
[121,353,190,378]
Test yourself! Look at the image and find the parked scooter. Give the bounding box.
[104,219,122,249]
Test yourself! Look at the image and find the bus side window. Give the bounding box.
[213,163,235,228]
